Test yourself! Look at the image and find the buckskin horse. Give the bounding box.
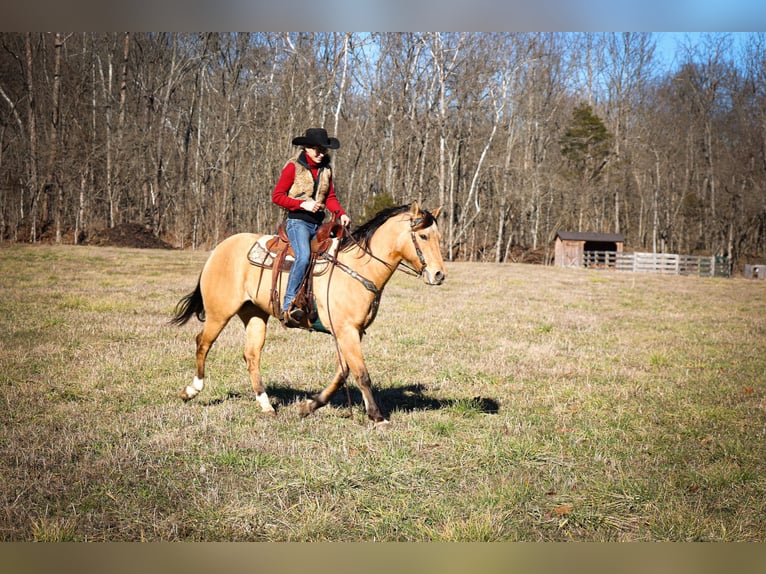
[171,202,445,426]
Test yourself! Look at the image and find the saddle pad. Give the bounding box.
[247,235,340,272]
[247,234,290,267]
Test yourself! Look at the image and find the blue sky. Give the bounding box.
[654,32,756,70]
[654,33,706,69]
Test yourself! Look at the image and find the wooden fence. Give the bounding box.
[583,251,731,277]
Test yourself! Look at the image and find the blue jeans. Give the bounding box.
[283,218,319,312]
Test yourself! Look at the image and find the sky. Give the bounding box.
[654,32,710,69]
[654,32,757,70]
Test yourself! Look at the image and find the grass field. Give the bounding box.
[1,243,765,541]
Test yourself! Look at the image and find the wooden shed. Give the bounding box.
[554,231,625,268]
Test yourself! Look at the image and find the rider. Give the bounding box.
[271,128,351,327]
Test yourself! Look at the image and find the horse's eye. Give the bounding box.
[419,234,428,240]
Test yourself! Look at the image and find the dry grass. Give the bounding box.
[1,243,765,541]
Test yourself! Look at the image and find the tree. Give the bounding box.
[24,33,40,241]
[1,32,765,265]
[559,103,612,231]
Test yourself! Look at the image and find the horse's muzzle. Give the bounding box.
[424,268,445,285]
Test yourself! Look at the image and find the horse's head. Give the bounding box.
[401,201,446,286]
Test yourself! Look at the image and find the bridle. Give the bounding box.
[400,215,431,277]
[322,213,433,291]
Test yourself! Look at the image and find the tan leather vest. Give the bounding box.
[286,152,331,205]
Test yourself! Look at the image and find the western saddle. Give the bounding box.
[262,219,346,327]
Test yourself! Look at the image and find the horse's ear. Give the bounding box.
[409,201,420,216]
[431,206,443,219]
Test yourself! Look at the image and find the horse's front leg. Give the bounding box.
[353,364,388,426]
[298,328,386,426]
[298,361,348,418]
[328,328,387,425]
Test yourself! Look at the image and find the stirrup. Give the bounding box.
[282,306,305,328]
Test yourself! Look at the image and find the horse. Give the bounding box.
[171,202,446,426]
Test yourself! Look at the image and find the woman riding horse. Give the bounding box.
[172,202,445,426]
[271,128,351,327]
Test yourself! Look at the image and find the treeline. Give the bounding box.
[1,32,765,264]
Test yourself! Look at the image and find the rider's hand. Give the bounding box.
[300,200,324,213]
[339,214,351,227]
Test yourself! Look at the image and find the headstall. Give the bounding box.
[322,213,433,293]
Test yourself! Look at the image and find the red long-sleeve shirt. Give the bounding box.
[271,154,346,219]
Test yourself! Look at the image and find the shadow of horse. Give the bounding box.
[203,383,499,419]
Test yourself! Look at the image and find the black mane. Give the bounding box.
[340,204,435,252]
[343,205,408,251]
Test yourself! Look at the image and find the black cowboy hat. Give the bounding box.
[291,127,340,149]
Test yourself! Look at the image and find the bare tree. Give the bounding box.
[1,32,764,265]
[427,32,465,254]
[48,33,64,243]
[601,32,656,236]
[24,33,41,241]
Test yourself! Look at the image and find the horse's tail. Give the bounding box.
[170,276,206,325]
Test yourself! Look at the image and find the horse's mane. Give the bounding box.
[340,204,435,252]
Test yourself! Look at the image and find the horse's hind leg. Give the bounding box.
[180,315,229,401]
[239,304,275,415]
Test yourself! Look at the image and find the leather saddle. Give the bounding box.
[266,219,346,323]
[267,219,344,259]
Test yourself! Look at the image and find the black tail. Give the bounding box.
[170,277,205,325]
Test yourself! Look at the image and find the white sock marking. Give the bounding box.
[256,392,273,411]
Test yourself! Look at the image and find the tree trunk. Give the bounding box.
[24,33,40,242]
[50,33,63,243]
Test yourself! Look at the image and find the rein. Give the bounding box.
[335,215,430,282]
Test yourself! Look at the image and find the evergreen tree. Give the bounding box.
[560,103,612,183]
